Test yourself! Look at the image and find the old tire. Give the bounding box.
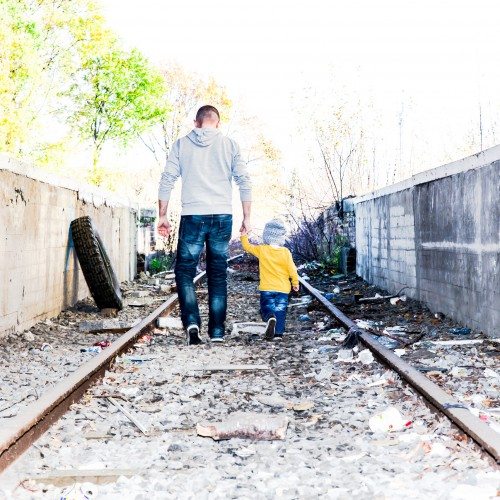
[70,216,123,310]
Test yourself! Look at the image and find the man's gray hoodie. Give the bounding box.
[158,128,252,215]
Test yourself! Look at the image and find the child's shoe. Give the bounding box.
[264,317,276,340]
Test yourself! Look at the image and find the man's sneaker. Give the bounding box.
[209,333,224,343]
[187,325,202,346]
[264,317,276,340]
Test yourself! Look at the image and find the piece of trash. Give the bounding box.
[449,327,471,335]
[375,337,400,349]
[394,349,406,357]
[449,366,468,377]
[369,407,410,433]
[197,412,288,441]
[40,343,52,351]
[324,293,335,300]
[292,401,314,412]
[333,286,340,294]
[299,314,311,322]
[93,340,111,349]
[442,402,469,410]
[315,366,334,381]
[484,368,499,378]
[231,322,267,335]
[358,349,374,365]
[317,346,336,354]
[108,397,149,435]
[23,331,35,342]
[157,317,183,329]
[137,334,153,344]
[336,349,353,362]
[428,442,450,458]
[80,346,102,354]
[389,297,401,305]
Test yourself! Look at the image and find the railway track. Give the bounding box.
[0,257,498,491]
[0,257,240,474]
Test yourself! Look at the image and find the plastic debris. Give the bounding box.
[336,349,354,362]
[80,346,101,354]
[299,314,311,322]
[369,407,411,433]
[40,343,52,351]
[333,286,340,294]
[93,340,111,349]
[358,349,374,365]
[324,293,335,300]
[375,337,400,349]
[449,327,471,335]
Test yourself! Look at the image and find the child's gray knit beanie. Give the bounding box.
[263,219,287,246]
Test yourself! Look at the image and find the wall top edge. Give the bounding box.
[353,144,500,204]
[0,153,139,211]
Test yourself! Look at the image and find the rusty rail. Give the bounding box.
[0,256,243,473]
[298,276,500,463]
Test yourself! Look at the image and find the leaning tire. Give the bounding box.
[70,216,123,310]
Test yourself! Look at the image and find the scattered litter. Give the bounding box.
[324,293,335,300]
[197,412,289,441]
[375,337,400,349]
[333,287,340,294]
[136,334,153,344]
[449,327,471,335]
[107,397,149,435]
[93,340,111,349]
[80,346,101,354]
[299,314,311,322]
[484,368,499,378]
[315,366,334,381]
[231,322,266,336]
[317,346,336,354]
[390,297,401,305]
[157,317,183,329]
[358,349,374,365]
[369,407,411,433]
[40,343,52,351]
[442,402,469,410]
[428,442,450,458]
[292,401,314,412]
[394,349,406,357]
[449,367,468,377]
[23,331,35,342]
[336,349,354,362]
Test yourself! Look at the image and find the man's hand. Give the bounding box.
[240,218,251,235]
[157,216,171,237]
[292,285,300,292]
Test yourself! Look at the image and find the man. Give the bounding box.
[157,105,252,345]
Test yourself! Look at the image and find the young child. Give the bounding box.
[240,219,299,340]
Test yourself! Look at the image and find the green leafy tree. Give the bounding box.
[67,47,167,184]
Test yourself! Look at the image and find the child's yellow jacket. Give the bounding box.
[241,235,299,293]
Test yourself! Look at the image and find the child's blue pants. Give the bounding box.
[260,291,289,334]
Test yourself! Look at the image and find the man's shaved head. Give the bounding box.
[195,105,220,126]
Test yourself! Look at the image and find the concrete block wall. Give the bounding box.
[355,146,500,337]
[0,155,137,337]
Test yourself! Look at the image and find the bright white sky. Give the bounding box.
[99,0,500,187]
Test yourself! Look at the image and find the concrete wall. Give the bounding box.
[355,146,500,337]
[0,154,137,337]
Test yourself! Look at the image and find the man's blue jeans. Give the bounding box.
[175,214,232,338]
[260,291,289,334]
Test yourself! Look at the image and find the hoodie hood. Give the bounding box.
[187,127,221,147]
